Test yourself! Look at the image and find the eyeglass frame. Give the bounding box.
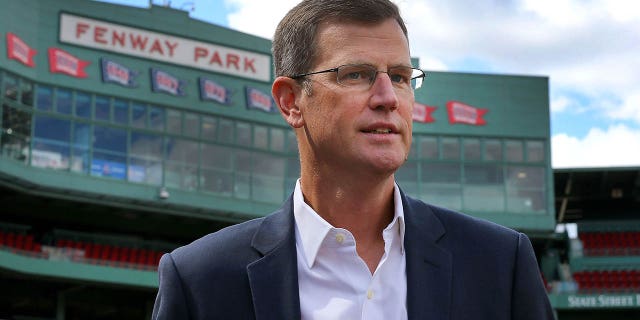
[289,64,426,90]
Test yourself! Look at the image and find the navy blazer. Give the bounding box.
[152,191,554,319]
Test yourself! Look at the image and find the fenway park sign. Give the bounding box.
[59,13,271,82]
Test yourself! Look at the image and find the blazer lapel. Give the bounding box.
[402,192,453,320]
[247,196,301,320]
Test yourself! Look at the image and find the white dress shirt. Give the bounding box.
[293,180,407,320]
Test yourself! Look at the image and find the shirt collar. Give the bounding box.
[293,179,406,269]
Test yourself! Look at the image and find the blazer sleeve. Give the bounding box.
[511,233,555,320]
[152,253,191,320]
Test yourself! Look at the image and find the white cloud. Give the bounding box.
[223,0,298,39]
[552,124,640,168]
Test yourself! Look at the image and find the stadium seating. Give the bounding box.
[573,270,640,293]
[579,231,640,256]
[0,230,43,256]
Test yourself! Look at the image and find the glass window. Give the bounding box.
[442,137,460,160]
[56,89,72,115]
[95,95,110,122]
[527,140,545,163]
[184,112,199,138]
[463,163,504,212]
[1,105,31,162]
[396,161,418,196]
[419,136,438,160]
[113,99,129,125]
[201,144,233,195]
[270,128,285,152]
[36,85,53,111]
[167,109,181,135]
[92,125,127,179]
[71,122,91,174]
[234,150,252,199]
[463,138,481,161]
[254,125,268,149]
[506,166,546,213]
[201,116,217,142]
[129,132,163,185]
[484,139,502,161]
[165,138,199,190]
[149,106,165,132]
[421,163,462,210]
[218,119,234,144]
[252,152,285,203]
[131,102,146,128]
[21,79,34,106]
[286,129,298,153]
[3,74,18,101]
[236,121,251,146]
[75,92,91,119]
[505,140,524,162]
[32,115,71,170]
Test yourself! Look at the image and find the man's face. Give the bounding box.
[298,18,414,177]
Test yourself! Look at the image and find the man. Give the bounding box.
[152,0,554,319]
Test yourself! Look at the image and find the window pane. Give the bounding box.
[36,86,53,111]
[254,125,268,149]
[201,144,233,194]
[421,162,462,210]
[131,102,146,128]
[95,95,110,121]
[506,166,546,213]
[75,92,91,119]
[442,137,460,160]
[129,132,163,185]
[252,153,285,203]
[422,162,460,183]
[166,138,199,165]
[167,109,181,135]
[270,128,285,152]
[184,112,199,138]
[463,138,481,161]
[505,140,523,162]
[32,115,71,170]
[236,121,251,146]
[201,116,217,141]
[218,119,234,144]
[484,139,502,161]
[92,126,127,179]
[149,106,165,131]
[420,136,438,160]
[286,129,298,153]
[234,150,252,199]
[113,99,129,125]
[21,79,34,106]
[396,161,418,196]
[56,89,72,115]
[463,164,504,211]
[527,140,544,163]
[3,74,18,101]
[1,106,31,162]
[71,122,90,173]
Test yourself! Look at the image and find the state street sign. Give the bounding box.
[550,293,640,309]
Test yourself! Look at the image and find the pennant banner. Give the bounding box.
[446,101,488,126]
[245,86,275,113]
[413,102,437,123]
[151,68,186,96]
[6,32,36,67]
[199,77,232,104]
[101,58,139,87]
[48,48,90,78]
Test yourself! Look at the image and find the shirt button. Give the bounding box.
[335,233,345,244]
[367,290,374,300]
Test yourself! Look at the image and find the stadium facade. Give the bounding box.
[1,0,637,319]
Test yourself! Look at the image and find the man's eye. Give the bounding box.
[345,72,363,80]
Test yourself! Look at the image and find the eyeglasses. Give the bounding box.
[290,64,426,91]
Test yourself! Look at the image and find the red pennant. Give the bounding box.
[6,33,37,67]
[48,48,90,78]
[413,102,437,123]
[446,101,488,126]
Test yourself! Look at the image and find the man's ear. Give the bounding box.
[272,76,305,128]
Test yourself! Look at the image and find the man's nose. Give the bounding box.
[369,73,399,111]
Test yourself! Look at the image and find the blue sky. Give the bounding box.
[97,0,640,168]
